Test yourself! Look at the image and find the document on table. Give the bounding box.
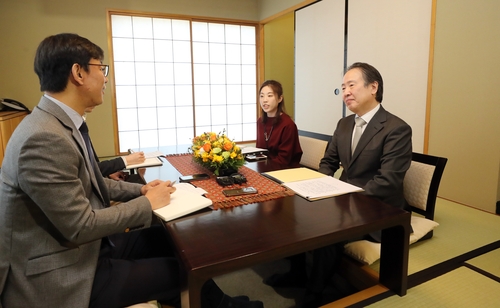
[262,167,326,184]
[262,167,363,201]
[153,183,212,222]
[283,176,363,201]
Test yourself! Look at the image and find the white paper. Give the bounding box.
[174,182,208,195]
[144,151,164,158]
[125,157,163,169]
[283,176,363,200]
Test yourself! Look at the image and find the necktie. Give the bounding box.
[79,121,95,165]
[78,122,113,249]
[352,117,366,155]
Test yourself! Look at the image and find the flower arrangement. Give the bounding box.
[190,131,246,176]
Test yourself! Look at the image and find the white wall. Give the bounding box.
[258,0,306,20]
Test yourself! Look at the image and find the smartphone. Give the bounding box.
[179,173,210,182]
[245,154,267,162]
[223,187,258,197]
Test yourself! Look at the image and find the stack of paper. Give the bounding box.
[262,167,363,201]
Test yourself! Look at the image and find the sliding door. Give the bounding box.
[347,0,432,152]
[295,0,345,136]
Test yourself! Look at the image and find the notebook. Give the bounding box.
[153,183,212,221]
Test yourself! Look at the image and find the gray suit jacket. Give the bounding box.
[0,97,153,307]
[319,105,412,211]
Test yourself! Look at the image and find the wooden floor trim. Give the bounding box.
[321,284,389,308]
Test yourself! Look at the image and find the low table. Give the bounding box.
[141,158,411,308]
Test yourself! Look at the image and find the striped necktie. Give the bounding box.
[352,117,366,155]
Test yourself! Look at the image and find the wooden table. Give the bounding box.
[142,157,411,308]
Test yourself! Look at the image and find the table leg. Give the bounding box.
[181,275,205,308]
[379,222,410,296]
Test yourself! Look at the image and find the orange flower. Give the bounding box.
[223,141,233,151]
[203,142,211,152]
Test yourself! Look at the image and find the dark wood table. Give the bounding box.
[141,156,411,308]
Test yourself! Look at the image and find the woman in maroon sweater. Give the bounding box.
[256,80,302,165]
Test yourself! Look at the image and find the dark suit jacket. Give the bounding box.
[319,105,412,213]
[0,97,153,308]
[94,152,126,177]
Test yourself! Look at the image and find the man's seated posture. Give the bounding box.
[264,62,412,307]
[0,33,262,308]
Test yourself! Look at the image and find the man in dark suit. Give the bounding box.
[303,62,412,305]
[319,62,412,212]
[267,62,412,307]
[0,33,262,308]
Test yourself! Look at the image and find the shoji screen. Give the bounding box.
[294,0,345,136]
[347,0,432,152]
[294,0,433,152]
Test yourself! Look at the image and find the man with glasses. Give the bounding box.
[0,33,262,308]
[87,63,109,77]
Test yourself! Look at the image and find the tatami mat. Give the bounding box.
[467,248,500,278]
[370,198,500,275]
[214,260,299,308]
[367,266,500,307]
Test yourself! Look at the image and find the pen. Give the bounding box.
[128,149,135,154]
[169,180,176,187]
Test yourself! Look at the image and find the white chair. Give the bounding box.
[298,135,328,170]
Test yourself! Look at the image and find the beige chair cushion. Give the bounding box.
[404,160,436,211]
[344,215,439,265]
[344,158,441,265]
[126,300,160,308]
[298,135,328,170]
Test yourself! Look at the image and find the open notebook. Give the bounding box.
[262,167,363,201]
[125,150,165,169]
[153,183,212,221]
[125,157,163,169]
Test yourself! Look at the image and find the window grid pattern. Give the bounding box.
[110,14,257,152]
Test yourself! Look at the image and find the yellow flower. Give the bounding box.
[213,155,223,163]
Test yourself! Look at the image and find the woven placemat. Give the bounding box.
[164,153,295,209]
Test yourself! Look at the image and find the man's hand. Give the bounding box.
[142,180,176,210]
[108,171,128,181]
[125,152,146,165]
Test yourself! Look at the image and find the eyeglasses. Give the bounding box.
[87,63,109,77]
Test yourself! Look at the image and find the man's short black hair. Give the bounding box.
[34,33,104,93]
